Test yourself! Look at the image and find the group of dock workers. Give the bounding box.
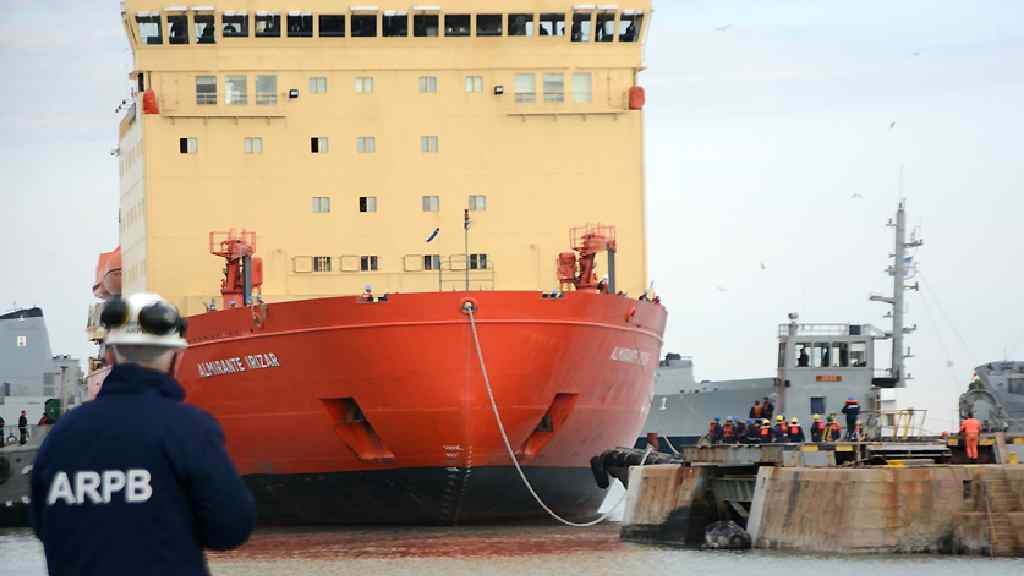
[704,397,864,444]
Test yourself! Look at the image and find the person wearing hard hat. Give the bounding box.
[841,397,861,440]
[810,414,826,443]
[30,293,256,576]
[788,416,805,443]
[774,414,788,443]
[759,418,773,443]
[960,413,982,463]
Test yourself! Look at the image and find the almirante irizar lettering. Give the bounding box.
[197,353,280,378]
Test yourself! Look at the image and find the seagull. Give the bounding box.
[888,120,896,130]
[851,193,864,200]
[713,24,732,32]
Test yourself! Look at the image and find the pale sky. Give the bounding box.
[2,1,1023,432]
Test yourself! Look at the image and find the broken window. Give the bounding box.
[831,342,850,367]
[445,15,470,37]
[136,14,162,45]
[469,195,486,211]
[312,197,330,213]
[619,12,642,42]
[309,76,327,93]
[465,75,483,93]
[255,75,277,104]
[179,137,197,154]
[355,76,374,93]
[476,14,502,36]
[195,76,217,105]
[244,137,263,154]
[850,342,868,367]
[287,12,313,37]
[351,14,377,37]
[356,136,376,153]
[509,13,533,37]
[255,12,280,37]
[418,76,438,93]
[359,196,377,213]
[225,75,246,104]
[414,14,438,37]
[311,137,329,154]
[319,15,345,37]
[422,196,439,212]
[360,256,379,271]
[515,73,536,103]
[469,253,488,270]
[539,13,565,36]
[543,73,564,103]
[420,136,439,153]
[794,342,811,367]
[571,12,592,42]
[596,12,615,43]
[195,13,215,44]
[167,14,188,44]
[572,72,592,103]
[313,256,332,273]
[383,12,407,37]
[423,254,441,270]
[222,12,247,37]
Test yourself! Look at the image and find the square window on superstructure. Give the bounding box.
[596,12,615,43]
[179,137,197,154]
[166,14,188,44]
[543,73,564,103]
[222,12,248,37]
[359,196,377,213]
[256,75,277,104]
[414,14,438,37]
[422,195,439,212]
[196,75,217,105]
[312,196,331,213]
[619,13,642,42]
[514,73,536,103]
[16,335,27,347]
[355,76,374,93]
[244,137,263,154]
[444,15,470,37]
[351,14,377,37]
[539,13,565,37]
[287,13,312,37]
[255,13,281,37]
[313,256,332,273]
[383,13,408,37]
[136,14,162,44]
[360,256,379,271]
[572,72,592,103]
[571,12,593,42]
[509,14,533,37]
[418,76,438,93]
[311,136,329,153]
[470,253,488,270]
[357,136,376,153]
[423,254,441,270]
[469,195,486,211]
[225,75,247,104]
[850,342,868,367]
[476,14,502,37]
[309,76,327,93]
[420,136,438,154]
[320,15,345,37]
[195,13,215,44]
[465,76,482,93]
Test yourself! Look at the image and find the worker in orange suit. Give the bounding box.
[960,414,982,462]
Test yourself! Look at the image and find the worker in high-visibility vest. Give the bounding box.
[810,414,826,443]
[788,417,805,443]
[959,414,982,462]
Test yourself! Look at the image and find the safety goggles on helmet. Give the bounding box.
[100,293,188,349]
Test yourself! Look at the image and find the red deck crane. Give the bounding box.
[209,229,262,309]
[558,224,617,293]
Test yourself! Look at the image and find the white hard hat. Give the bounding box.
[100,292,188,349]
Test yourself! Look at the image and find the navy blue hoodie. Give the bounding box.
[31,363,256,576]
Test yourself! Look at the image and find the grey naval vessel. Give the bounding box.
[639,200,924,449]
[0,307,83,526]
[960,361,1024,433]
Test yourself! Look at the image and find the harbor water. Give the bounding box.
[2,524,1021,576]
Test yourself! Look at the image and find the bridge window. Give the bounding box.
[831,342,850,367]
[619,12,642,42]
[383,12,408,37]
[571,12,592,42]
[1009,377,1024,395]
[167,14,188,44]
[470,253,488,270]
[195,13,215,44]
[312,256,332,273]
[539,13,565,36]
[794,342,811,367]
[255,75,277,104]
[136,14,162,45]
[414,14,439,37]
[515,73,536,103]
[351,14,377,37]
[319,15,345,37]
[287,12,313,37]
[223,12,248,37]
[445,15,470,37]
[811,343,829,368]
[596,12,615,43]
[195,76,217,105]
[572,72,592,103]
[509,13,533,37]
[477,14,503,37]
[255,12,281,37]
[360,256,379,271]
[543,73,564,103]
[225,75,247,104]
[850,342,867,367]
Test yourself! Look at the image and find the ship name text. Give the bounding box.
[610,347,652,367]
[197,353,281,378]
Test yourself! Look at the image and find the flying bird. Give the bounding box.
[713,24,732,32]
[888,120,896,130]
[851,193,864,200]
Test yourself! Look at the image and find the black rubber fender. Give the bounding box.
[590,454,610,489]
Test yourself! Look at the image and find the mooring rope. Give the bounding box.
[465,303,653,527]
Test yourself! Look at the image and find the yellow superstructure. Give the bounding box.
[118,1,651,315]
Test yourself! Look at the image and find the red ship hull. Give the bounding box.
[175,291,666,524]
